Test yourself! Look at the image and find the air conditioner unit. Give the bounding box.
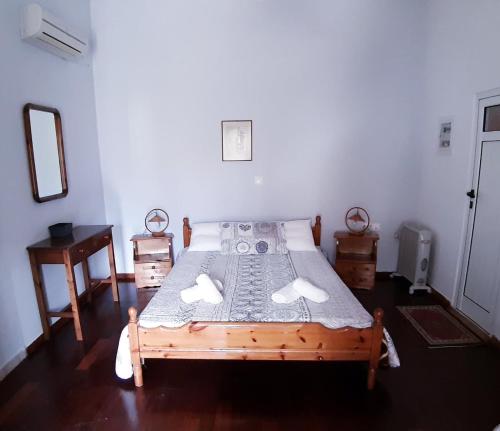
[21,3,88,60]
[391,222,432,294]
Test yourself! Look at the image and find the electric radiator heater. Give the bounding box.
[392,222,432,294]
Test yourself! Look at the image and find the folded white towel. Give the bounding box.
[271,277,329,304]
[271,282,301,304]
[292,277,329,303]
[181,279,224,304]
[196,274,224,304]
[180,274,223,304]
[213,279,223,291]
[180,285,205,303]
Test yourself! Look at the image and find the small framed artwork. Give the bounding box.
[221,120,252,161]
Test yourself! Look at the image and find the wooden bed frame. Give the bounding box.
[128,216,384,389]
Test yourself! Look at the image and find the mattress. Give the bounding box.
[116,249,399,378]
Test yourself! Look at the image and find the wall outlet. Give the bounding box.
[370,222,381,232]
[254,176,264,186]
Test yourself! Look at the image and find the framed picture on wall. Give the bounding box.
[221,120,252,161]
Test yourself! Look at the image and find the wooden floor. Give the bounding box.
[0,278,499,431]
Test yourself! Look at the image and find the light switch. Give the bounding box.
[254,176,264,186]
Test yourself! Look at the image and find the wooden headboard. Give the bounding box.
[183,216,322,248]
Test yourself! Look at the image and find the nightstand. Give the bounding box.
[131,233,174,288]
[334,231,378,290]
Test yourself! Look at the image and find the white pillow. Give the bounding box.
[189,234,222,252]
[284,219,317,251]
[191,222,221,237]
[284,219,311,233]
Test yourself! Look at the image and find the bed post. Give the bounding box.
[128,307,143,387]
[312,215,321,246]
[367,308,384,390]
[183,217,191,248]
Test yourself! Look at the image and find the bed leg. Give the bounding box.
[367,308,384,390]
[128,307,144,387]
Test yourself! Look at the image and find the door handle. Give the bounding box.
[466,189,475,199]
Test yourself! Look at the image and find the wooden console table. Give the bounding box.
[27,225,119,342]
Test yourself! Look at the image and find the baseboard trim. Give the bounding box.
[117,273,135,282]
[429,287,492,343]
[429,286,451,308]
[0,350,27,381]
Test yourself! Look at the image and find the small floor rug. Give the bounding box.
[397,305,482,347]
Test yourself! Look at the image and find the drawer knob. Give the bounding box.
[79,249,84,253]
[151,265,156,269]
[104,235,110,240]
[150,276,154,280]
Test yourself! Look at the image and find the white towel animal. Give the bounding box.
[180,275,223,304]
[272,277,329,304]
[292,277,329,303]
[271,282,301,304]
[180,285,205,303]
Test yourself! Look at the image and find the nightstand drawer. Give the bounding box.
[135,262,171,278]
[135,261,171,272]
[354,272,375,288]
[70,230,111,263]
[135,264,170,288]
[136,274,166,288]
[334,262,356,281]
[335,262,375,289]
[354,263,375,275]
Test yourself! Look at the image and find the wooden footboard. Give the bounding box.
[128,307,384,390]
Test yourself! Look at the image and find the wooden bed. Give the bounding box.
[127,216,384,389]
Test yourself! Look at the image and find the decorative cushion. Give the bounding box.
[283,219,317,251]
[220,221,288,255]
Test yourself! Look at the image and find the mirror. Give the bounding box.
[23,104,68,203]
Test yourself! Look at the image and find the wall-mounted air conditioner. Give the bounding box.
[21,3,88,60]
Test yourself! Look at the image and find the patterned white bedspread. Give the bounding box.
[140,250,375,330]
[115,250,399,379]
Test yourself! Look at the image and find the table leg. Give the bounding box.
[107,235,120,302]
[63,251,83,341]
[28,252,51,340]
[81,258,92,304]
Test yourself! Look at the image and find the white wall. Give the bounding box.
[0,0,106,377]
[91,0,426,273]
[415,0,500,336]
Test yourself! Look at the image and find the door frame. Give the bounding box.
[456,88,500,333]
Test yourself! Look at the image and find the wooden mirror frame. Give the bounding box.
[23,103,68,203]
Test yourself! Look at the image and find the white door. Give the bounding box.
[459,95,500,332]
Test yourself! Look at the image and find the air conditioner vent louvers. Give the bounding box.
[41,32,82,54]
[21,3,88,60]
[41,18,87,46]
